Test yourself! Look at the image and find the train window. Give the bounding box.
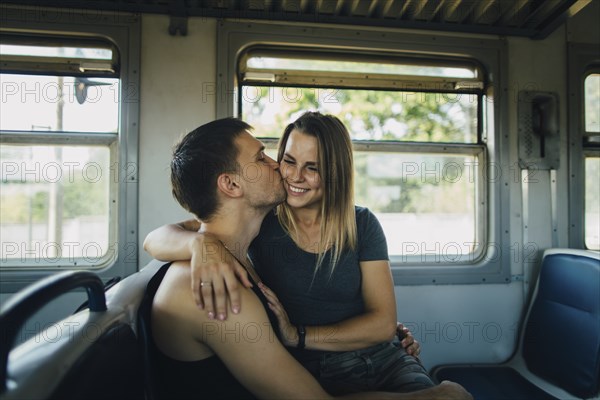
[0,143,112,262]
[0,14,140,282]
[584,73,599,250]
[585,155,599,250]
[218,22,509,282]
[0,40,118,267]
[246,56,477,78]
[585,74,599,133]
[568,43,600,251]
[239,50,485,263]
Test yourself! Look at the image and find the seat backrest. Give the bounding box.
[1,261,168,400]
[136,262,172,400]
[522,249,600,398]
[48,323,144,400]
[0,271,145,400]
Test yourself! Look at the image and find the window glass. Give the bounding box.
[247,56,477,78]
[1,74,119,133]
[1,144,111,264]
[241,51,484,261]
[584,74,600,133]
[242,86,478,143]
[354,151,477,259]
[585,156,600,250]
[1,41,119,268]
[1,44,112,60]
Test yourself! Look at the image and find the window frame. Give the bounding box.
[217,21,510,285]
[0,9,140,291]
[568,43,600,249]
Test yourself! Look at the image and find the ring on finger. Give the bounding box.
[200,281,212,288]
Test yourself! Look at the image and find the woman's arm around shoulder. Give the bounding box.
[144,220,252,319]
[143,219,201,260]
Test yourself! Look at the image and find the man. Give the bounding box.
[149,117,472,399]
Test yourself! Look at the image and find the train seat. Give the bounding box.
[431,248,600,400]
[0,260,166,400]
[136,262,172,400]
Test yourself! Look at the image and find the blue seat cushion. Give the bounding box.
[433,366,558,400]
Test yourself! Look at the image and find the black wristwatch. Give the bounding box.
[296,325,306,349]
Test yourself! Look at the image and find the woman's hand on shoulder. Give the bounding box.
[189,233,253,320]
[259,282,298,347]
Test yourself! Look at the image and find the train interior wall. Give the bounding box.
[1,1,598,372]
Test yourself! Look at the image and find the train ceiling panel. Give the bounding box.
[0,0,594,39]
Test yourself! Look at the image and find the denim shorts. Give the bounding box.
[300,342,435,396]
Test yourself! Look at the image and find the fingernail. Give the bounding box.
[233,306,240,314]
[218,313,225,320]
[208,312,215,319]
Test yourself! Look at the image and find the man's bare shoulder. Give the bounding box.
[153,261,193,312]
[156,261,268,324]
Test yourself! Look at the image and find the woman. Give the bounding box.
[145,112,435,395]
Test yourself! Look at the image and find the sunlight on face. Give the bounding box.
[280,130,323,210]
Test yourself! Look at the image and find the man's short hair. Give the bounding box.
[170,118,252,221]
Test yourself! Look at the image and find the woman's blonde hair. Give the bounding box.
[276,111,357,276]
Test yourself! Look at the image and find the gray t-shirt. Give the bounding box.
[249,206,389,327]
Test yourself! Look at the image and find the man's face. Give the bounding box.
[234,131,286,210]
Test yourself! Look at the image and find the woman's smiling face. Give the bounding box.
[280,129,323,211]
